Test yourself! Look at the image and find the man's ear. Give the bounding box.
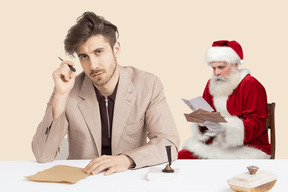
[113,42,120,58]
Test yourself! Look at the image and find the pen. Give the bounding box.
[58,57,76,72]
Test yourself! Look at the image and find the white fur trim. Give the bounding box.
[184,120,269,159]
[213,96,230,116]
[183,138,270,159]
[188,116,244,148]
[216,116,245,147]
[213,98,245,147]
[239,68,250,81]
[190,123,210,142]
[205,47,242,65]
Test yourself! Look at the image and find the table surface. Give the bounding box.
[0,159,286,192]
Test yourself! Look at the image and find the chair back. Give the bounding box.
[267,103,276,159]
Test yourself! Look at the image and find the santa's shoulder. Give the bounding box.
[239,72,266,92]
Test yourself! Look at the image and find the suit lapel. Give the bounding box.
[112,67,136,154]
[78,75,102,156]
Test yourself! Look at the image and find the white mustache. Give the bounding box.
[213,75,226,82]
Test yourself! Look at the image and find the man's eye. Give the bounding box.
[96,50,102,55]
[80,55,88,60]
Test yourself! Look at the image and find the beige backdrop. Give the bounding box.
[0,0,287,160]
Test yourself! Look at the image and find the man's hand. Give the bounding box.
[83,154,134,176]
[52,60,76,95]
[52,60,76,120]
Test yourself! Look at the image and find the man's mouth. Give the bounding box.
[91,71,104,77]
[93,72,103,77]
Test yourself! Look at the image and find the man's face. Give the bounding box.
[209,62,240,97]
[211,62,237,80]
[77,34,120,87]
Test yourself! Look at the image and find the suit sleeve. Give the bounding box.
[31,90,68,163]
[124,77,180,169]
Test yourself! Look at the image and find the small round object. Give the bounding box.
[247,165,259,175]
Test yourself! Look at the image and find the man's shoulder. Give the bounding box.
[74,72,86,85]
[240,73,266,91]
[241,73,262,85]
[119,65,159,83]
[68,72,86,94]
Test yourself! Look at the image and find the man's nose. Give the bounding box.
[214,68,221,76]
[89,56,100,69]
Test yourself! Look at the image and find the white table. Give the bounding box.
[0,159,286,192]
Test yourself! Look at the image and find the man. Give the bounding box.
[178,40,271,159]
[32,12,179,175]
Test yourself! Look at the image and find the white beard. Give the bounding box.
[209,67,241,97]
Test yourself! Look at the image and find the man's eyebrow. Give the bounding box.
[77,53,87,57]
[94,48,104,52]
[212,66,225,69]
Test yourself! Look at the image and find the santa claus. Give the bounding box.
[178,40,271,159]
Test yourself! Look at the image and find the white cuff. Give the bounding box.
[220,116,244,147]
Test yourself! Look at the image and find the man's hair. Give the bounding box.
[64,12,118,56]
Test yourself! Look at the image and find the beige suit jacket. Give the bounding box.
[32,65,179,168]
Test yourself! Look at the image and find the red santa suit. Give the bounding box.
[179,69,271,159]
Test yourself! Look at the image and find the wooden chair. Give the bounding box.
[267,103,276,159]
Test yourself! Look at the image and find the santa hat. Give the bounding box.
[205,40,244,65]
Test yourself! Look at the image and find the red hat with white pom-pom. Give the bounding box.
[205,40,244,65]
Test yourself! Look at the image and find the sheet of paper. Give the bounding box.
[25,165,90,184]
[184,109,227,123]
[182,96,214,112]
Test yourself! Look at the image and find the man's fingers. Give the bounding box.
[105,167,115,176]
[84,156,111,174]
[55,60,75,81]
[84,155,108,170]
[84,158,101,172]
[61,60,75,68]
[91,162,112,175]
[83,155,132,176]
[59,65,74,82]
[69,70,76,79]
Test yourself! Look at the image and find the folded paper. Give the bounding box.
[25,165,90,184]
[184,109,227,123]
[182,96,226,123]
[182,96,214,112]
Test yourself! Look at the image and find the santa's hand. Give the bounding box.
[199,121,225,137]
[203,121,225,132]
